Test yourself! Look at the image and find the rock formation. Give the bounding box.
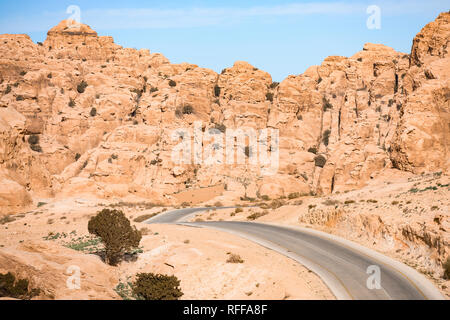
[0,13,448,213]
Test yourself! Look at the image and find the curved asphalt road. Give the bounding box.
[146,207,444,300]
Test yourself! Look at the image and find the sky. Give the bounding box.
[0,1,449,81]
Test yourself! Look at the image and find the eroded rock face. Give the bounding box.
[0,13,448,211]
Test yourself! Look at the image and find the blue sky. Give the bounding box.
[0,1,449,81]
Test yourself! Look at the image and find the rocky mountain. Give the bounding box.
[0,13,448,214]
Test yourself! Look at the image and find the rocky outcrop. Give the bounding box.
[0,13,448,212]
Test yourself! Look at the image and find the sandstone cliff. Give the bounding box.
[0,14,448,213]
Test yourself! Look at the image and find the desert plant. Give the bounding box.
[235,207,243,214]
[247,211,269,221]
[308,147,318,154]
[0,272,40,300]
[444,257,450,279]
[77,80,88,94]
[288,192,300,200]
[132,273,183,300]
[270,82,279,89]
[323,97,333,111]
[227,253,244,263]
[322,129,331,146]
[28,135,39,145]
[90,107,97,117]
[314,155,327,168]
[266,92,274,102]
[182,105,193,115]
[168,80,177,87]
[68,98,76,107]
[4,84,11,94]
[214,85,221,97]
[16,95,25,101]
[75,153,81,161]
[88,209,142,266]
[214,123,226,133]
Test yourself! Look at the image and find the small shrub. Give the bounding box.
[0,272,40,300]
[30,144,42,153]
[344,200,355,205]
[68,98,76,107]
[288,192,300,200]
[16,95,25,101]
[270,82,279,89]
[214,85,221,97]
[168,80,177,87]
[133,213,160,223]
[308,147,318,154]
[4,85,11,94]
[227,253,244,264]
[132,273,183,300]
[150,87,158,93]
[323,199,339,206]
[77,80,88,94]
[314,155,327,168]
[182,105,193,115]
[444,257,450,279]
[323,97,333,111]
[89,107,97,117]
[88,209,142,266]
[244,146,251,158]
[214,123,226,133]
[260,195,270,201]
[20,71,27,76]
[322,129,331,146]
[247,211,269,221]
[214,201,223,207]
[235,207,243,214]
[269,199,285,209]
[266,92,274,102]
[391,201,399,205]
[28,135,39,145]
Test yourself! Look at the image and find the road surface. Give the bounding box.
[145,207,444,300]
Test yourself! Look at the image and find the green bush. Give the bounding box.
[214,123,226,133]
[288,192,300,200]
[90,107,97,117]
[322,129,331,146]
[308,147,318,154]
[77,80,88,94]
[314,155,327,168]
[68,98,76,107]
[0,272,40,300]
[28,135,39,145]
[323,97,333,111]
[214,85,221,97]
[16,95,24,101]
[168,80,177,87]
[182,105,193,115]
[226,253,244,263]
[132,273,183,300]
[270,82,279,89]
[444,257,450,279]
[88,209,142,266]
[266,92,274,102]
[4,85,11,94]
